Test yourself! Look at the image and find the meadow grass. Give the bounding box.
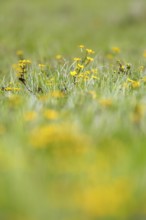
[1,0,146,220]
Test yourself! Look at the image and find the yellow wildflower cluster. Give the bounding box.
[30,123,90,154]
[70,45,96,81]
[78,178,132,217]
[127,78,140,89]
[1,87,20,92]
[13,59,31,77]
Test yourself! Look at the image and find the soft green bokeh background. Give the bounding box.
[0,0,146,55]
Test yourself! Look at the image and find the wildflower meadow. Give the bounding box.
[1,0,146,219]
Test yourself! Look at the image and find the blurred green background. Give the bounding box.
[0,0,146,56]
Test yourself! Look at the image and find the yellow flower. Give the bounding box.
[30,123,90,153]
[99,98,112,107]
[4,87,20,91]
[142,76,146,82]
[77,64,84,69]
[51,90,64,98]
[16,50,24,57]
[19,59,31,65]
[79,44,85,49]
[73,57,81,62]
[70,71,77,76]
[91,75,98,80]
[91,68,98,74]
[131,81,140,89]
[112,47,120,53]
[55,54,62,60]
[79,178,132,217]
[88,90,96,99]
[24,111,37,121]
[87,57,94,62]
[131,104,144,123]
[43,109,58,120]
[143,51,146,58]
[38,64,45,68]
[84,70,91,75]
[86,48,95,54]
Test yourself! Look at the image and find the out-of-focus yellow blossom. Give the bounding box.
[16,50,24,58]
[143,51,146,58]
[131,104,144,123]
[38,94,49,102]
[132,81,140,88]
[79,44,85,49]
[51,90,64,98]
[55,54,63,60]
[43,109,58,120]
[3,87,20,92]
[142,76,146,82]
[86,48,95,54]
[38,64,46,69]
[8,95,22,106]
[99,98,112,107]
[106,53,114,60]
[88,90,97,99]
[19,59,31,65]
[78,178,132,217]
[73,57,81,62]
[91,68,98,74]
[30,123,90,153]
[127,78,140,88]
[112,47,121,53]
[84,70,91,75]
[87,57,94,62]
[24,111,37,121]
[91,75,98,79]
[77,63,84,69]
